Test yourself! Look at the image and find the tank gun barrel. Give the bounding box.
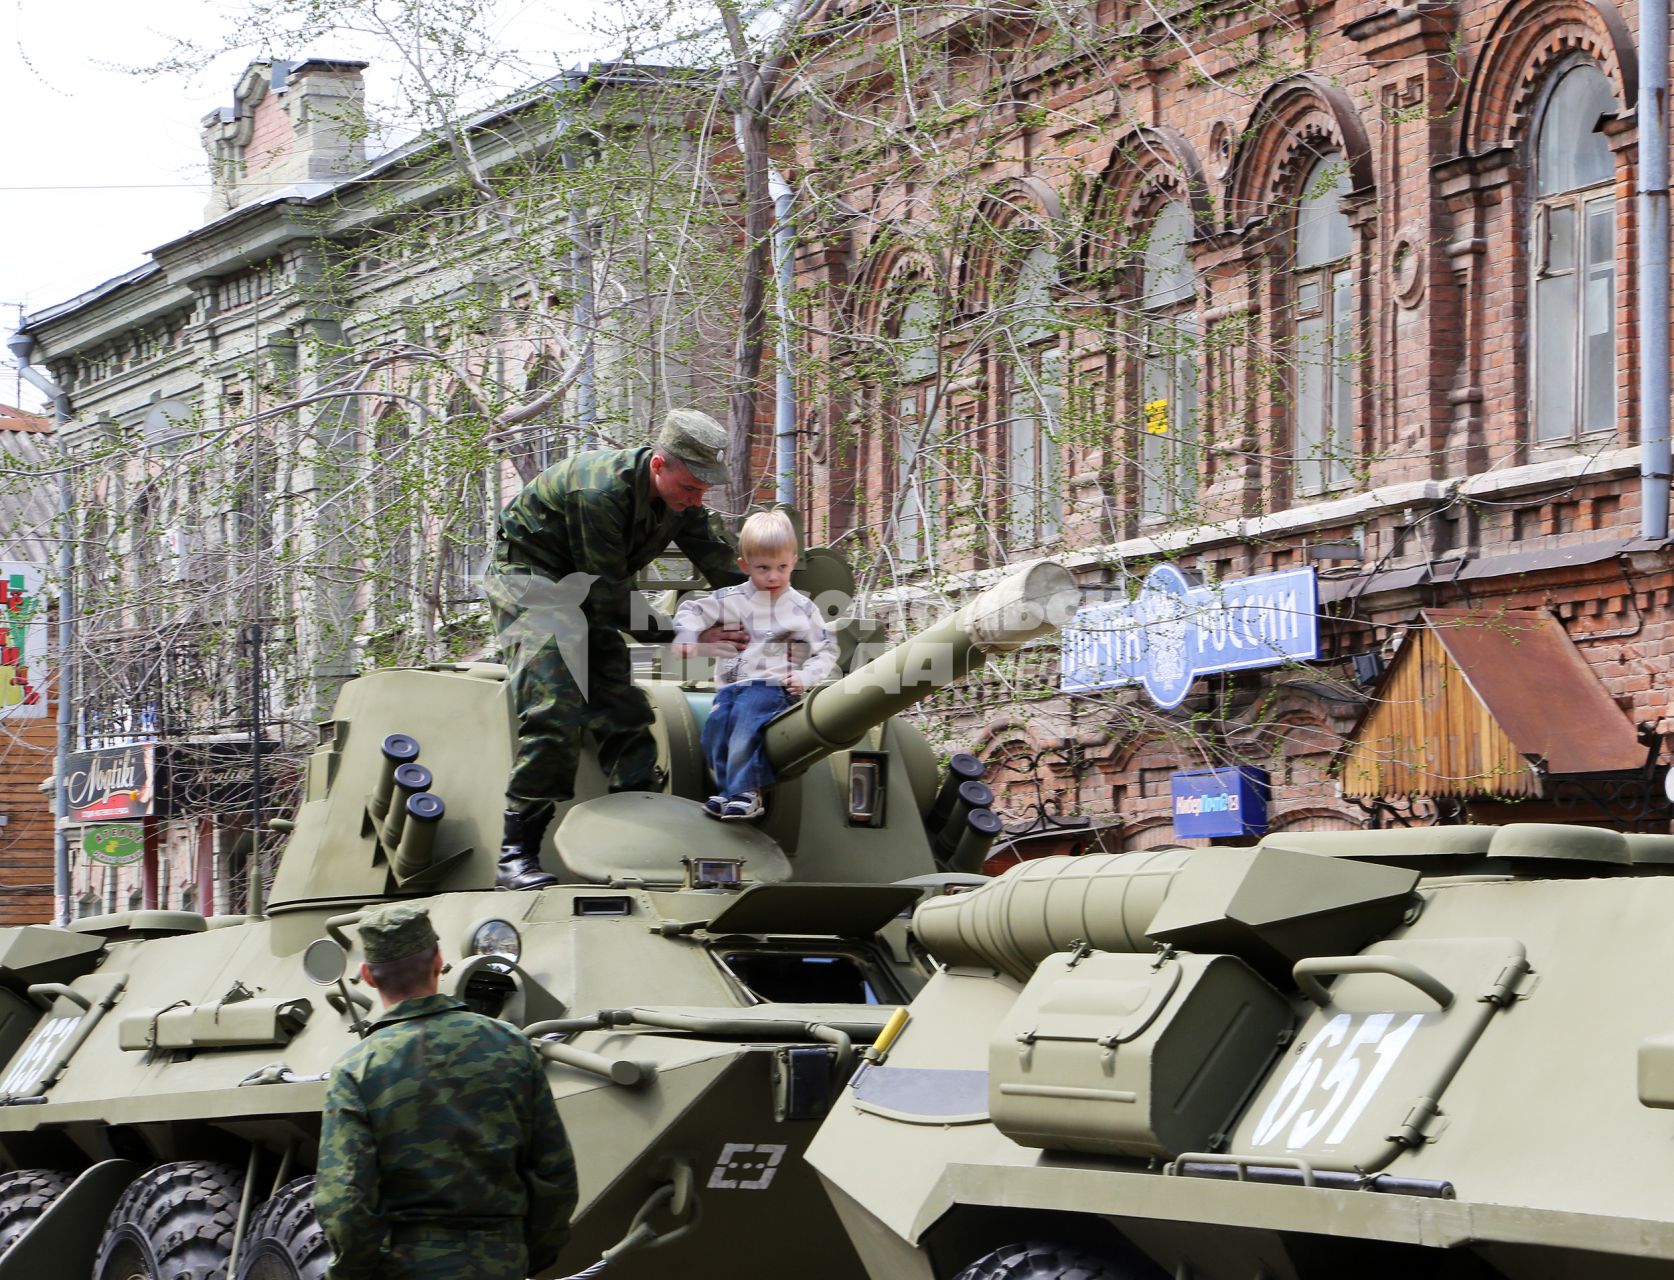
[765,560,1078,782]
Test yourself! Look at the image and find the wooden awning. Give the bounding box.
[1339,609,1645,799]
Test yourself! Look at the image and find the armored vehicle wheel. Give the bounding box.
[0,1168,71,1255]
[233,1176,330,1280]
[93,1160,244,1280]
[953,1241,1145,1280]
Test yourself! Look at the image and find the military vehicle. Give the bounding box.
[806,824,1674,1279]
[0,555,1079,1279]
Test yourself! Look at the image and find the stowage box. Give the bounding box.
[989,949,1292,1159]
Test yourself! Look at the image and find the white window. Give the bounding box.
[1292,155,1355,494]
[1138,201,1200,521]
[1003,244,1065,549]
[1532,62,1617,444]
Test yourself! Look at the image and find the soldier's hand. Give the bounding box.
[697,625,748,653]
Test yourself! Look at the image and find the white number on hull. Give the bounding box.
[1249,1012,1424,1151]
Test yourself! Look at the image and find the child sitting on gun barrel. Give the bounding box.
[673,510,838,820]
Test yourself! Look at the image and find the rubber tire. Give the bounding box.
[93,1160,245,1280]
[233,1176,330,1280]
[952,1241,1138,1280]
[0,1168,72,1256]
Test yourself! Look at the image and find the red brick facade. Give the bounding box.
[789,0,1674,846]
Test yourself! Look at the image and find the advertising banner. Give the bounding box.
[1172,766,1271,839]
[0,565,46,720]
[1061,565,1320,708]
[66,745,155,823]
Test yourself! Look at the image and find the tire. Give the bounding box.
[233,1176,330,1280]
[0,1168,72,1256]
[953,1241,1139,1280]
[94,1160,245,1280]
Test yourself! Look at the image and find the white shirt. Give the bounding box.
[672,581,839,687]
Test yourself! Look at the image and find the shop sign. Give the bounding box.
[66,745,155,823]
[0,565,46,721]
[84,823,146,866]
[1172,767,1271,839]
[1061,565,1320,708]
[158,741,255,815]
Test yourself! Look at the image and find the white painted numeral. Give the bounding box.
[0,1016,79,1098]
[1250,1011,1425,1151]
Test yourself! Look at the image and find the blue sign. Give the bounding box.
[1172,767,1271,839]
[1060,565,1319,708]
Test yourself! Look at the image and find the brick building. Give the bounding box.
[788,0,1674,850]
[0,405,58,922]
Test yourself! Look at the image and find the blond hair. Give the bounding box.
[739,509,798,559]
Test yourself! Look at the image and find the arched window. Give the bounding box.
[892,289,942,565]
[1532,61,1617,444]
[1138,201,1199,521]
[1292,154,1355,494]
[1002,244,1065,549]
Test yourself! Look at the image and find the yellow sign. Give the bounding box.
[1144,398,1170,435]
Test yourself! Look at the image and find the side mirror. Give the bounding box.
[303,937,349,986]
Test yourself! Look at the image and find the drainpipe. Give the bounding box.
[1640,0,1670,540]
[769,167,798,507]
[561,69,597,444]
[5,332,74,925]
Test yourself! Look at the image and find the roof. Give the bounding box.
[0,424,59,564]
[22,62,712,334]
[1339,608,1645,799]
[0,406,50,433]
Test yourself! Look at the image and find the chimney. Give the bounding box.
[201,59,370,221]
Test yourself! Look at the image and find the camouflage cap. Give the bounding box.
[360,904,439,965]
[655,409,728,486]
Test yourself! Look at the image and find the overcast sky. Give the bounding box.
[0,0,615,411]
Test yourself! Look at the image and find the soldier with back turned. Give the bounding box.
[315,905,577,1279]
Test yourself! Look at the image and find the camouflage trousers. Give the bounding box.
[343,1222,531,1280]
[493,595,659,807]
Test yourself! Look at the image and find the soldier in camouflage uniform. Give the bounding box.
[316,905,577,1280]
[487,409,745,890]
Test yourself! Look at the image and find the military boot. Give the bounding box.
[497,802,559,890]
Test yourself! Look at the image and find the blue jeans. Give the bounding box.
[702,681,793,798]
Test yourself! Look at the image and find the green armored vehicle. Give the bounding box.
[807,824,1674,1278]
[0,556,1078,1279]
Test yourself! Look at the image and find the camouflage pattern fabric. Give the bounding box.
[317,994,577,1280]
[494,445,741,633]
[494,608,660,805]
[491,445,742,806]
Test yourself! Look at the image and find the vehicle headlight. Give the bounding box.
[467,918,522,963]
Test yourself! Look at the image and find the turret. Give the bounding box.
[266,556,1081,907]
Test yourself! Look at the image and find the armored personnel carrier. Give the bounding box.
[0,556,1078,1280]
[806,824,1674,1279]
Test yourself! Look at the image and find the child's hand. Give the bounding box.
[675,641,746,658]
[786,672,807,696]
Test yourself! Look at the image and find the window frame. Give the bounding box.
[1529,59,1618,448]
[1290,154,1357,497]
[1137,200,1201,522]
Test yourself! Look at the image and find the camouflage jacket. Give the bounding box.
[494,445,743,633]
[316,993,578,1280]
